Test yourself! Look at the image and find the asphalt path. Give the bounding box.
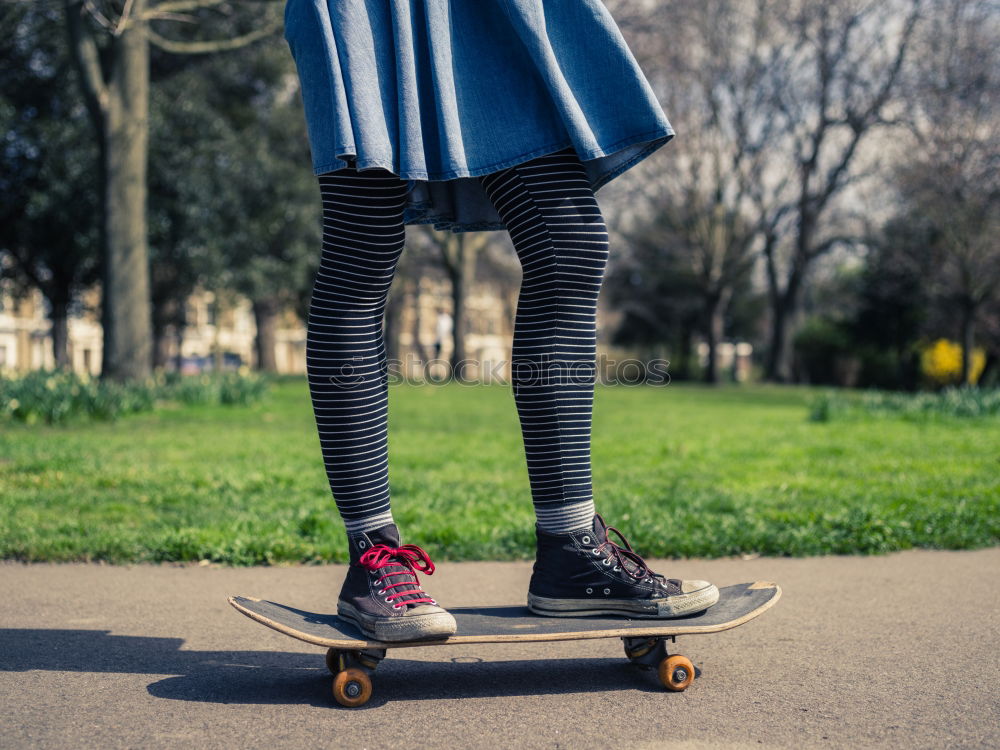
[2,548,997,749]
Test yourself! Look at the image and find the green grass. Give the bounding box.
[1,380,997,563]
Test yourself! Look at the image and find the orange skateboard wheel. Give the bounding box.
[332,667,372,707]
[658,654,695,691]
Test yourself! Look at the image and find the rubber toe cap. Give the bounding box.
[680,579,715,594]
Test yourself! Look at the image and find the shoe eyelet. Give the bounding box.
[592,549,601,556]
[581,535,590,544]
[613,566,620,572]
[603,588,611,595]
[384,597,393,603]
[358,540,367,549]
[377,589,386,595]
[603,558,612,566]
[585,587,593,594]
[393,604,403,609]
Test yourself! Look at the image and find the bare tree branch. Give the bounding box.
[82,0,115,30]
[64,0,109,115]
[154,0,231,12]
[146,20,280,53]
[112,0,136,36]
[140,10,199,23]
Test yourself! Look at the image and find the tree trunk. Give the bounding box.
[761,232,786,383]
[152,315,171,370]
[151,295,174,370]
[449,235,476,382]
[765,263,804,384]
[676,319,695,380]
[384,281,404,366]
[766,300,788,383]
[153,332,171,371]
[410,279,430,366]
[253,297,281,373]
[50,298,71,370]
[702,286,732,384]
[960,302,976,385]
[99,1,153,382]
[174,322,186,373]
[766,298,802,384]
[978,350,998,388]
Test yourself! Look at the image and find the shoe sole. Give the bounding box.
[337,600,457,642]
[526,584,720,619]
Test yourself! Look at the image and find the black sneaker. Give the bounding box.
[527,513,720,618]
[337,523,457,642]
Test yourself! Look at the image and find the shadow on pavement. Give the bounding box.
[1,628,672,708]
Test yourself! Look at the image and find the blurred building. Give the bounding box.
[395,276,513,382]
[1,278,676,382]
[0,285,105,374]
[169,290,305,375]
[0,280,515,379]
[0,286,54,373]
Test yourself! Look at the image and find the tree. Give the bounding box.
[897,0,1000,383]
[603,222,704,380]
[147,61,226,371]
[850,215,934,389]
[421,227,491,381]
[0,3,101,369]
[636,0,766,382]
[756,0,923,381]
[62,0,281,381]
[213,90,318,373]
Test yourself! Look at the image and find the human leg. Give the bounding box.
[308,167,407,533]
[309,166,454,639]
[478,147,607,535]
[478,147,718,617]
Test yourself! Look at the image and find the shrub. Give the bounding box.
[794,316,856,386]
[806,384,1000,422]
[0,366,271,425]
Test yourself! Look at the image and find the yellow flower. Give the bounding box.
[921,338,987,385]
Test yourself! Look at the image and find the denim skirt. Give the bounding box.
[283,0,676,233]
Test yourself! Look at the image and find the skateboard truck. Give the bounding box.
[327,638,696,706]
[326,647,387,707]
[622,635,695,691]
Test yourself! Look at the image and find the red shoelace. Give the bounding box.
[359,544,437,608]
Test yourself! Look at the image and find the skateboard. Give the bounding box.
[228,580,780,707]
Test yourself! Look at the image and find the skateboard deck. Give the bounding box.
[229,581,780,706]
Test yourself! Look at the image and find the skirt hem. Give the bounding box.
[312,126,676,182]
[397,128,676,233]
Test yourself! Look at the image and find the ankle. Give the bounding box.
[344,520,402,565]
[343,511,396,538]
[534,500,596,535]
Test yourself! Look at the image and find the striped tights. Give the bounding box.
[306,147,609,535]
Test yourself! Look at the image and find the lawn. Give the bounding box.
[1,379,997,563]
